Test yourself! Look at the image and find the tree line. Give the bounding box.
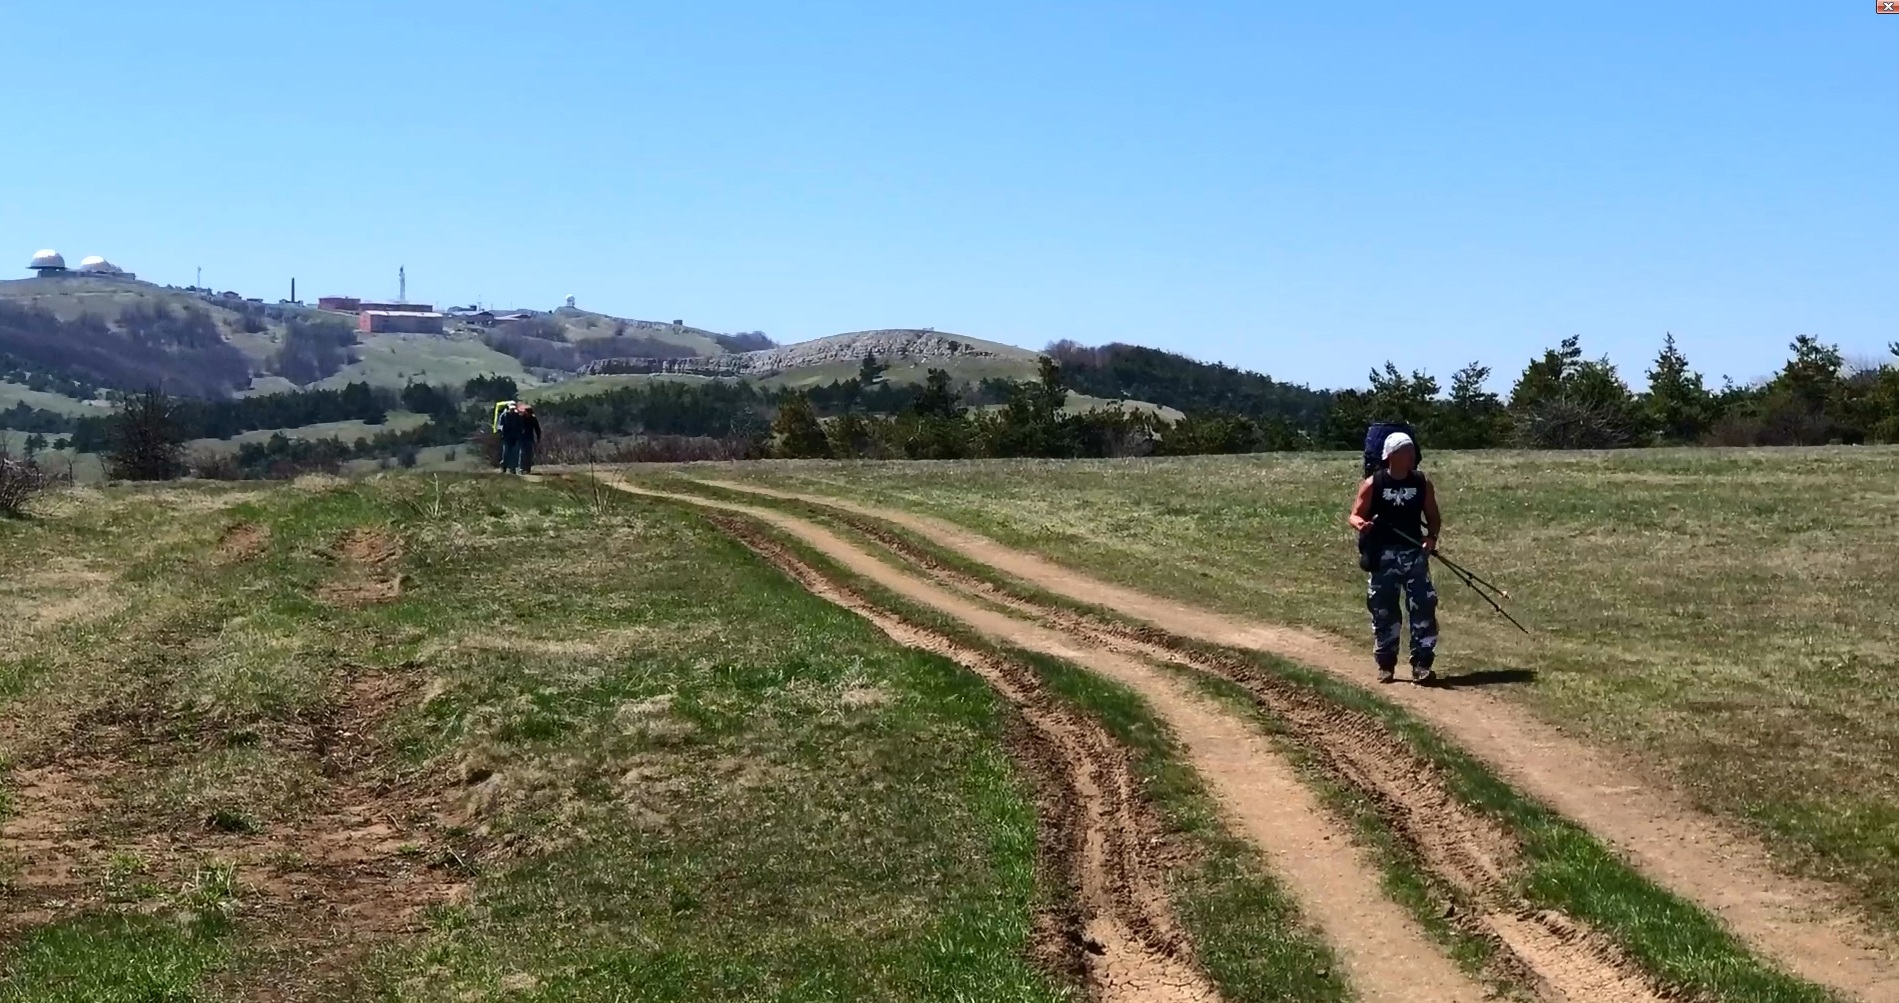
[1318,333,1899,451]
[55,330,1899,484]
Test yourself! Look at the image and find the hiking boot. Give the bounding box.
[1410,664,1436,685]
[1376,664,1396,684]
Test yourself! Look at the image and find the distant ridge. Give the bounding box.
[579,328,1031,378]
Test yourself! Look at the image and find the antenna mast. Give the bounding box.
[399,266,407,304]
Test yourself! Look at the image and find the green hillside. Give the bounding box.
[315,333,532,391]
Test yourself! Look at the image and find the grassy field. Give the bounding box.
[689,447,1899,928]
[527,373,735,401]
[0,383,108,417]
[0,476,1080,1000]
[547,309,728,355]
[317,334,531,392]
[184,411,435,457]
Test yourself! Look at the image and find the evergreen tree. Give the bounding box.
[465,374,520,402]
[1438,363,1507,449]
[904,368,973,459]
[1507,335,1644,449]
[859,351,887,385]
[1509,335,1583,411]
[911,368,963,420]
[1777,334,1844,415]
[1643,334,1712,444]
[826,410,876,458]
[771,392,832,458]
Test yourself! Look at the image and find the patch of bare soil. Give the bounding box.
[702,478,1899,1003]
[0,666,468,1000]
[712,517,1219,1003]
[215,522,271,564]
[315,528,405,607]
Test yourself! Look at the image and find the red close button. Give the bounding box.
[1883,0,1899,13]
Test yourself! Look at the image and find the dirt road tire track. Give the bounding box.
[703,515,1218,1003]
[698,478,1899,1003]
[838,517,1671,1002]
[611,479,1492,1003]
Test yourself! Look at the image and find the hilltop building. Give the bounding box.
[360,310,444,335]
[29,250,66,276]
[77,256,135,279]
[319,297,434,313]
[25,249,135,280]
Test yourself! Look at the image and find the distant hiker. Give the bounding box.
[497,401,539,474]
[518,405,541,474]
[1349,429,1441,684]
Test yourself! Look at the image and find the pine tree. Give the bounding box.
[1643,334,1711,444]
[1440,363,1505,448]
[1509,335,1582,411]
[771,392,832,459]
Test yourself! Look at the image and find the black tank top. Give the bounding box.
[1368,470,1427,550]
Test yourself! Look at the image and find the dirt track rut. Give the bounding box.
[613,478,1674,1003]
[700,478,1899,1003]
[706,516,1216,1003]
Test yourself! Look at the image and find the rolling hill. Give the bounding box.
[0,275,1296,462]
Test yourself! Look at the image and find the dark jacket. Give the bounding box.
[498,409,539,442]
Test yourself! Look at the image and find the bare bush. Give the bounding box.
[1512,399,1637,450]
[537,423,601,465]
[189,450,243,481]
[0,447,48,516]
[107,389,187,481]
[592,435,764,464]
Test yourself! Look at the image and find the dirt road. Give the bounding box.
[614,479,1685,1003]
[696,479,1899,1003]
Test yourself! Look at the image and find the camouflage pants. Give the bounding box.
[1367,547,1438,670]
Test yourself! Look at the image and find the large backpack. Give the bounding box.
[1363,422,1421,476]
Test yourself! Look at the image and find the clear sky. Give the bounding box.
[2,1,1892,391]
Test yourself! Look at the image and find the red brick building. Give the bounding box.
[359,310,445,335]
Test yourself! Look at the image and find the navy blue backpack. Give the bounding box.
[1362,422,1421,476]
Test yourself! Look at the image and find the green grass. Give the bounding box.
[655,473,1844,1003]
[0,915,228,1003]
[0,475,1079,1001]
[526,372,736,402]
[690,448,1899,929]
[317,333,532,391]
[0,382,106,417]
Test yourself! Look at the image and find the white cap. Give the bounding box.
[1381,431,1415,460]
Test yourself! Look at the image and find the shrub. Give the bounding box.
[0,448,47,516]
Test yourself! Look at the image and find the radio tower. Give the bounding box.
[399,266,407,304]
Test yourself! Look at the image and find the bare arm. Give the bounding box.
[1348,477,1375,532]
[1422,478,1441,549]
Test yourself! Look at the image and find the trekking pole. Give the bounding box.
[1424,548,1511,601]
[1385,526,1510,600]
[1384,526,1530,635]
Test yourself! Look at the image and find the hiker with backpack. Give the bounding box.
[1349,425,1442,684]
[496,401,541,475]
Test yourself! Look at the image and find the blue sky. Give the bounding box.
[2,1,1893,390]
